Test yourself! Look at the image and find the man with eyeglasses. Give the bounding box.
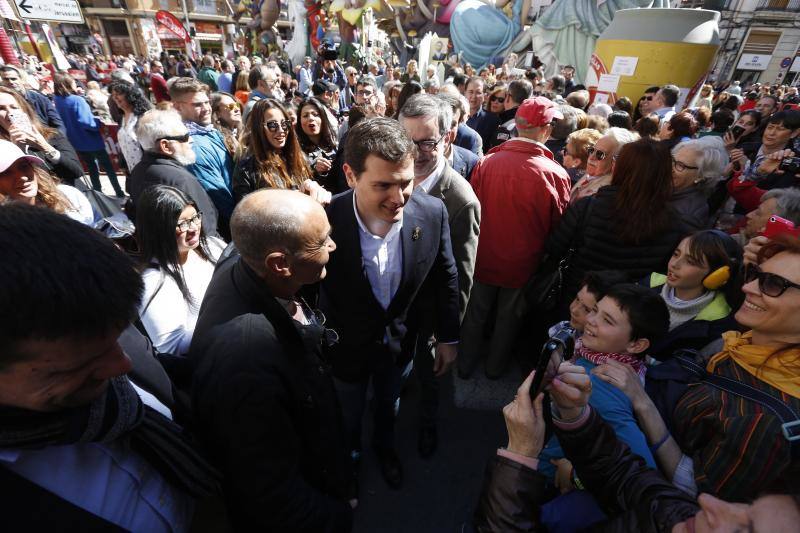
[337,77,379,141]
[298,56,314,96]
[243,65,283,122]
[460,97,571,379]
[190,189,354,532]
[129,109,219,238]
[399,93,480,458]
[170,78,234,239]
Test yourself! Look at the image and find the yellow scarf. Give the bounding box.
[707,331,800,399]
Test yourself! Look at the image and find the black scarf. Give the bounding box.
[0,376,220,498]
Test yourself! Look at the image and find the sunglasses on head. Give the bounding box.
[265,119,291,132]
[744,263,800,297]
[586,146,609,160]
[158,133,190,143]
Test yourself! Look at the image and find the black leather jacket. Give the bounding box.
[474,408,699,532]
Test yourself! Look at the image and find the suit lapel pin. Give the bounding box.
[412,226,421,241]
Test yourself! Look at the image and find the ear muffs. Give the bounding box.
[703,265,731,290]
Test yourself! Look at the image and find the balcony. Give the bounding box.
[756,0,800,10]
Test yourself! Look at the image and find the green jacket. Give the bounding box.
[197,67,219,91]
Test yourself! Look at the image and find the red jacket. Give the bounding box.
[471,138,571,288]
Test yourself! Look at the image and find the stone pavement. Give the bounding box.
[352,368,522,533]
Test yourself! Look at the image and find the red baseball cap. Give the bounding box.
[515,97,563,128]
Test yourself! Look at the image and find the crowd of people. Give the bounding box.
[0,45,799,532]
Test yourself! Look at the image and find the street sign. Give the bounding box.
[781,57,792,69]
[12,0,84,23]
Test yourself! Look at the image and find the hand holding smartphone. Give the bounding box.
[762,215,800,239]
[529,328,575,402]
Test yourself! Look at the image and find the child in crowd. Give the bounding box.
[548,270,630,340]
[537,284,670,532]
[644,229,743,360]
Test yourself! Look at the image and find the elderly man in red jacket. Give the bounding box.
[459,97,571,379]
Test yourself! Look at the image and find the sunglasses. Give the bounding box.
[158,133,190,143]
[643,95,654,101]
[220,102,240,111]
[176,212,202,233]
[586,146,609,160]
[490,95,506,103]
[265,119,292,132]
[744,263,800,297]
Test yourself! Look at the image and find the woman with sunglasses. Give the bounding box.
[210,91,243,158]
[594,234,800,501]
[486,84,507,114]
[570,127,638,203]
[295,97,338,190]
[232,98,316,204]
[560,128,602,184]
[136,185,225,355]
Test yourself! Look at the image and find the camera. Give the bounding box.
[320,41,339,61]
[779,156,800,174]
[729,125,745,138]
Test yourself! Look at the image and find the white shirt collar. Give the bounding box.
[352,191,403,239]
[415,156,446,194]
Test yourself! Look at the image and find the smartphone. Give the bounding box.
[7,109,33,133]
[763,215,800,239]
[529,327,575,401]
[729,125,745,138]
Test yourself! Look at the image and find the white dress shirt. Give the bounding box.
[353,192,403,310]
[415,156,446,194]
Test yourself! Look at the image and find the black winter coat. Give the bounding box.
[128,152,220,238]
[190,256,353,532]
[544,186,689,311]
[474,408,699,532]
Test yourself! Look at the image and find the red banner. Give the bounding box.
[155,10,189,43]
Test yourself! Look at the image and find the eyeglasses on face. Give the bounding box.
[176,211,202,233]
[490,95,506,103]
[265,119,292,132]
[586,146,609,161]
[744,263,800,297]
[413,132,446,153]
[643,95,654,101]
[672,158,699,172]
[220,102,240,111]
[356,89,374,97]
[158,133,190,143]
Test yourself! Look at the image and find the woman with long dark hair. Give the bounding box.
[545,138,689,317]
[393,81,423,119]
[210,91,242,157]
[136,185,224,355]
[109,80,152,170]
[0,87,83,185]
[232,98,314,203]
[53,73,125,196]
[295,97,337,189]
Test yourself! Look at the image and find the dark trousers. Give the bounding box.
[77,149,124,196]
[333,345,404,453]
[413,334,438,428]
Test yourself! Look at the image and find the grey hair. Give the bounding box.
[398,93,453,138]
[603,127,640,154]
[672,136,730,192]
[587,103,613,118]
[763,187,800,225]
[436,92,465,127]
[551,105,579,140]
[136,109,188,151]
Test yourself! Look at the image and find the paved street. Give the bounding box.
[352,369,520,533]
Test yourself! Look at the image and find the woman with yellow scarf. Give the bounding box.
[591,235,800,502]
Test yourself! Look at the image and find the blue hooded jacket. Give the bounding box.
[185,122,235,220]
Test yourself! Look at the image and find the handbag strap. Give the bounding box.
[676,355,800,458]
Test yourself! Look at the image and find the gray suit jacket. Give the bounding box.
[427,163,481,320]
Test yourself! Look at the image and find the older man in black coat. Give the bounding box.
[129,109,220,238]
[190,189,353,533]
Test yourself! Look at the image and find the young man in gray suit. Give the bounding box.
[399,94,481,457]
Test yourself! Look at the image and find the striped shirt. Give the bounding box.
[673,358,800,501]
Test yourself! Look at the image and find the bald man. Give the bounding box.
[190,190,354,532]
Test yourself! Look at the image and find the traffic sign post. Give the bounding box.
[12,0,84,24]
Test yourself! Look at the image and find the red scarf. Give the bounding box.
[574,339,647,381]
